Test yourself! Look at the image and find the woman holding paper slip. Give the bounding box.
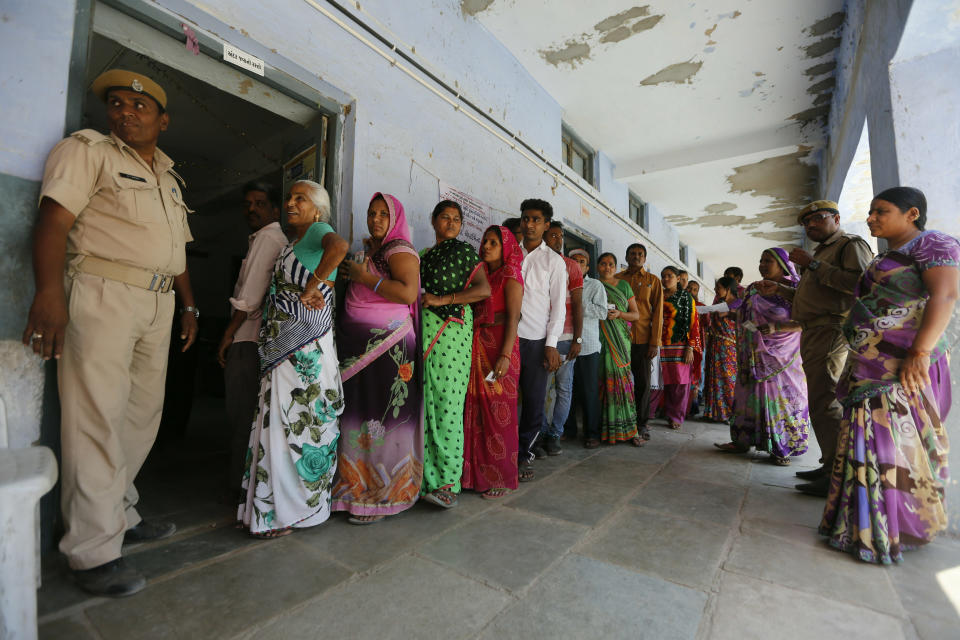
[702,277,739,423]
[659,266,703,430]
[462,225,523,498]
[714,248,809,465]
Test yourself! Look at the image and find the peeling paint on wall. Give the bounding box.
[789,105,830,124]
[697,214,746,226]
[704,202,737,214]
[749,230,800,242]
[804,36,842,58]
[742,208,800,228]
[804,61,836,77]
[726,147,817,207]
[461,0,495,17]
[640,60,703,85]
[540,40,592,67]
[601,26,633,43]
[806,11,845,37]
[631,15,663,33]
[594,6,650,31]
[807,77,836,95]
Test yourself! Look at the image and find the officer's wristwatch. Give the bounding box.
[575,337,583,344]
[181,306,200,319]
[807,259,821,271]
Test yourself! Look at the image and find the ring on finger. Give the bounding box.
[31,332,43,341]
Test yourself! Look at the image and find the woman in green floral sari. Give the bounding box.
[596,252,643,446]
[419,201,490,508]
[238,180,348,538]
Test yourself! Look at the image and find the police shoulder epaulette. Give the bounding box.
[70,129,111,146]
[168,167,187,188]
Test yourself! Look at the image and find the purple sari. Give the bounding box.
[730,249,810,457]
[820,230,960,563]
[331,193,423,517]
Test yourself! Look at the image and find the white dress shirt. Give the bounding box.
[518,240,567,347]
[229,221,288,343]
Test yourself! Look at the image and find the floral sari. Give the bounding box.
[239,225,343,534]
[599,279,639,443]
[820,230,960,563]
[420,238,483,494]
[462,226,523,492]
[730,248,810,457]
[331,193,423,517]
[703,296,737,422]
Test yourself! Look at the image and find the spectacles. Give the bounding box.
[800,212,835,226]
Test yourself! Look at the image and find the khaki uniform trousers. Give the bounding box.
[799,324,848,466]
[58,273,174,569]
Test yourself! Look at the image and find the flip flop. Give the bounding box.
[714,442,749,453]
[481,488,512,500]
[249,527,292,539]
[422,490,458,509]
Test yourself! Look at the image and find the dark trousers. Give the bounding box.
[631,343,654,430]
[572,351,601,440]
[518,338,549,462]
[224,341,261,490]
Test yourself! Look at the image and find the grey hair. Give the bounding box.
[292,179,331,223]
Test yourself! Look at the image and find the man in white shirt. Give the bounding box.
[217,182,287,493]
[516,199,567,482]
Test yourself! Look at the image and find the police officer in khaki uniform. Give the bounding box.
[756,200,873,497]
[22,70,198,596]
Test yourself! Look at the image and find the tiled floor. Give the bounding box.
[37,418,960,639]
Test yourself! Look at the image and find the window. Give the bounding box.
[697,259,704,278]
[628,193,647,230]
[679,243,689,265]
[561,127,594,185]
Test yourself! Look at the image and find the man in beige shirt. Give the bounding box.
[217,182,286,493]
[22,70,197,596]
[616,243,664,439]
[757,200,873,496]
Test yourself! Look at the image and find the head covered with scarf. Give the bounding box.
[368,192,416,273]
[474,224,524,325]
[762,247,800,286]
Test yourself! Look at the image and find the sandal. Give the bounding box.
[714,442,749,453]
[630,436,645,447]
[519,461,535,483]
[422,489,458,509]
[640,429,651,441]
[348,514,386,525]
[770,456,791,466]
[481,488,512,500]
[249,527,292,539]
[583,439,600,449]
[669,422,682,431]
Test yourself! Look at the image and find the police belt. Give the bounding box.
[798,315,846,330]
[71,255,176,293]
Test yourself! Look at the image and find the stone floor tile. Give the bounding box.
[581,508,728,589]
[562,456,661,487]
[127,524,261,580]
[505,472,634,526]
[658,448,751,487]
[631,476,746,526]
[709,572,908,640]
[890,540,960,638]
[724,530,904,614]
[478,554,706,640]
[741,484,826,528]
[419,508,587,592]
[39,614,98,640]
[83,537,351,640]
[739,517,822,548]
[595,438,681,463]
[250,555,510,639]
[293,500,479,572]
[38,570,99,619]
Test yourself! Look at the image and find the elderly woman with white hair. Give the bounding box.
[238,180,349,538]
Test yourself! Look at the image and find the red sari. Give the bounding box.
[462,226,523,492]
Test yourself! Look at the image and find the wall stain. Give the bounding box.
[807,77,836,95]
[813,92,832,105]
[461,0,495,17]
[726,147,817,207]
[594,6,650,32]
[806,11,845,36]
[640,60,703,85]
[750,230,800,242]
[238,78,253,94]
[540,40,592,67]
[697,214,746,227]
[804,36,841,58]
[718,10,741,20]
[601,26,633,43]
[704,202,737,214]
[704,24,717,37]
[632,15,663,33]
[789,105,830,124]
[804,61,836,77]
[742,208,800,229]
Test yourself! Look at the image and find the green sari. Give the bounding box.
[599,279,639,443]
[419,238,481,493]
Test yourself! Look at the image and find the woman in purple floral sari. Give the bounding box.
[820,187,959,564]
[715,248,810,465]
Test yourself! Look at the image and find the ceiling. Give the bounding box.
[467,0,846,278]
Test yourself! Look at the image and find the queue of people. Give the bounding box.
[23,69,959,598]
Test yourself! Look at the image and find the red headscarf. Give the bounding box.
[474,225,523,324]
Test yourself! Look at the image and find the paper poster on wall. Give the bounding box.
[438,181,492,249]
[282,144,317,205]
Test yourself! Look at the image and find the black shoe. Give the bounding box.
[795,475,830,498]
[543,437,562,456]
[72,558,146,597]
[795,465,830,481]
[532,444,547,459]
[124,520,177,544]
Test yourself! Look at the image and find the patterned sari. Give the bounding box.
[239,227,343,534]
[820,230,959,564]
[462,226,523,492]
[420,238,483,494]
[730,248,810,457]
[703,296,737,422]
[332,193,422,517]
[599,279,639,443]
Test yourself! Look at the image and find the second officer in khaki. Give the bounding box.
[23,70,198,597]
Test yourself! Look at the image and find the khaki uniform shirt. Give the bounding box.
[783,229,874,324]
[40,129,193,276]
[615,267,663,346]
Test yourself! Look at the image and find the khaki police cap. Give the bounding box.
[797,200,840,224]
[91,69,167,110]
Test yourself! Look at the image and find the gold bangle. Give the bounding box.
[908,347,932,357]
[451,292,456,304]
